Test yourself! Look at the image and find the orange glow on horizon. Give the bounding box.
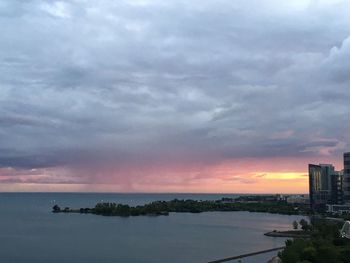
[253,172,307,180]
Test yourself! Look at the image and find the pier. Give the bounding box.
[208,246,285,263]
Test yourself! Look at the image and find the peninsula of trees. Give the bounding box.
[52,195,310,217]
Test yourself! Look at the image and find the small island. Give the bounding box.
[52,195,310,217]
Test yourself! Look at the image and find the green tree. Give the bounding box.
[339,246,350,263]
[299,219,310,231]
[280,239,309,263]
[301,246,316,262]
[314,245,339,263]
[293,220,299,230]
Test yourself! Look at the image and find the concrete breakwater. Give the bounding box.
[264,230,310,238]
[208,247,285,263]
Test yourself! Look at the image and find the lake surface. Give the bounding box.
[0,193,306,263]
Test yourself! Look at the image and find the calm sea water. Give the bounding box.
[0,193,306,263]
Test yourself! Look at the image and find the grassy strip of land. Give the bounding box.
[52,197,310,217]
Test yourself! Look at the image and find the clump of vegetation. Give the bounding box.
[52,204,61,212]
[279,219,350,263]
[299,219,312,231]
[293,220,299,230]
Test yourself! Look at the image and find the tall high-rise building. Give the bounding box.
[309,164,321,210]
[309,164,329,210]
[309,163,342,211]
[343,152,350,203]
[331,170,343,205]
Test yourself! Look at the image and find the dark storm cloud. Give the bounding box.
[1,0,350,175]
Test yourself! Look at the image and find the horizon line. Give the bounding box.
[0,191,308,195]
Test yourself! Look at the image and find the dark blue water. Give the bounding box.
[0,193,305,263]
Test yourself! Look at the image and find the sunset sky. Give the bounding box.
[1,0,350,193]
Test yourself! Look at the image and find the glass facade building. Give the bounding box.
[331,170,343,205]
[309,153,350,211]
[309,164,329,211]
[309,163,343,211]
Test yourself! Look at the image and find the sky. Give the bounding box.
[0,0,350,193]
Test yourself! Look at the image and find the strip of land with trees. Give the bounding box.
[52,196,310,217]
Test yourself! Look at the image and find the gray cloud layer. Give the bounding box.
[1,0,350,174]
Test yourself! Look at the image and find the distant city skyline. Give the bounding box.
[1,0,350,193]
